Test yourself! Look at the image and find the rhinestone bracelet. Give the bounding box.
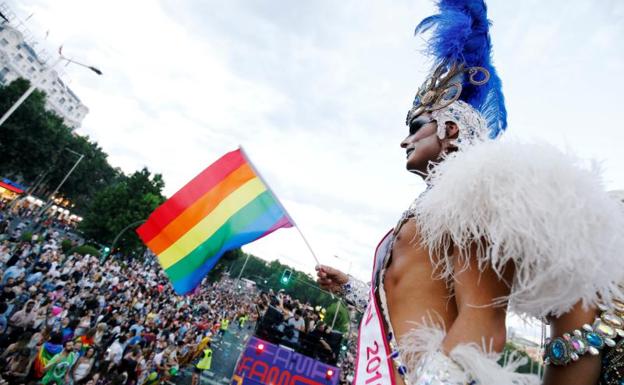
[544,300,624,366]
[340,276,369,310]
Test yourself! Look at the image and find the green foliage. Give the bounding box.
[325,302,350,333]
[78,168,165,253]
[20,231,33,242]
[61,239,74,253]
[0,78,169,256]
[0,79,119,213]
[68,244,101,257]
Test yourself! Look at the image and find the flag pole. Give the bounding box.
[239,145,321,267]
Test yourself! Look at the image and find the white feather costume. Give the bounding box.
[414,139,624,318]
[388,139,624,385]
[399,320,539,385]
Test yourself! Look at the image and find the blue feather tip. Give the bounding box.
[415,0,507,137]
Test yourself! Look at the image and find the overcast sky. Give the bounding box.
[9,0,624,283]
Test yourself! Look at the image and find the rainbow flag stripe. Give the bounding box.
[137,149,292,294]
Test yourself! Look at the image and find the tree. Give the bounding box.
[79,168,165,252]
[40,134,120,214]
[0,78,71,183]
[0,78,119,209]
[0,78,167,254]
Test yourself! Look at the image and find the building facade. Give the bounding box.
[0,22,89,129]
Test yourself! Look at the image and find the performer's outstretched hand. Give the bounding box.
[315,265,348,293]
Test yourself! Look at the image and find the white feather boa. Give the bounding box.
[414,139,624,317]
[399,321,539,385]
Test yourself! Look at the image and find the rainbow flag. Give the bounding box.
[34,342,63,378]
[137,148,293,294]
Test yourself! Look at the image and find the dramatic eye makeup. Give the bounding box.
[409,117,433,136]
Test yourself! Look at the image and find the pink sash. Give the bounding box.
[353,231,396,385]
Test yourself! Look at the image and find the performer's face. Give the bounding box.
[401,112,442,175]
[401,111,460,175]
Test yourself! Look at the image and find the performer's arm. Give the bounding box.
[441,243,512,354]
[542,303,601,385]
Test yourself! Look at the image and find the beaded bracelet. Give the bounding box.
[544,300,624,366]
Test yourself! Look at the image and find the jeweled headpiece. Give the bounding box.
[407,0,507,141]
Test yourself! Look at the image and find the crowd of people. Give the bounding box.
[0,201,357,385]
[0,202,262,385]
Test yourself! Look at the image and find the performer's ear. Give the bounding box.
[445,121,459,139]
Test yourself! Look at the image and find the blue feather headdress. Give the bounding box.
[407,0,506,138]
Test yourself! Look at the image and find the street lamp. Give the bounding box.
[37,147,84,217]
[61,49,102,75]
[0,45,102,127]
[105,218,148,264]
[236,253,252,287]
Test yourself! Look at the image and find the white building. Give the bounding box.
[0,19,88,129]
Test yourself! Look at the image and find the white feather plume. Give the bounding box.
[398,318,447,376]
[414,139,624,317]
[399,320,539,385]
[451,342,539,385]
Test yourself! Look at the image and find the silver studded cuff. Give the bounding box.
[341,276,369,312]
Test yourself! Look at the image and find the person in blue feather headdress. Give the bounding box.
[316,1,624,384]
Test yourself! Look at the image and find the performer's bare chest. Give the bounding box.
[383,219,457,342]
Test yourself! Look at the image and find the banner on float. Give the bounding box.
[231,337,340,385]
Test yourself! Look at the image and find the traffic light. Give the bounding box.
[280,269,292,284]
[101,246,111,259]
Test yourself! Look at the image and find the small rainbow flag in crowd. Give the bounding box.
[137,148,293,294]
[34,341,63,378]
